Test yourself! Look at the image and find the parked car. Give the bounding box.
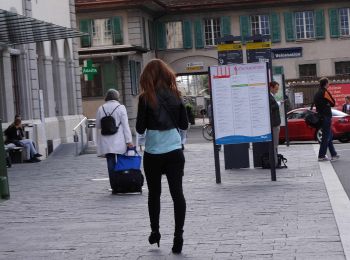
[279,108,350,143]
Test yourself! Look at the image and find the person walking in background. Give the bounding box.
[314,77,339,161]
[269,81,282,167]
[342,96,350,114]
[136,59,188,254]
[95,89,133,194]
[4,115,42,163]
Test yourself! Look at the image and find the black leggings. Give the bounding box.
[144,149,186,235]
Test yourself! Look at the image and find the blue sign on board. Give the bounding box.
[272,47,302,59]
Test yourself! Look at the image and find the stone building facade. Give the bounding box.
[0,0,83,155]
[76,0,350,122]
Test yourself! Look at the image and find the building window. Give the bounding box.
[339,8,350,36]
[295,11,315,39]
[81,63,103,98]
[204,18,221,46]
[130,61,141,96]
[299,64,317,77]
[165,21,183,49]
[92,18,113,46]
[335,61,350,75]
[251,15,270,36]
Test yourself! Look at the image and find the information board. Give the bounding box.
[210,63,272,145]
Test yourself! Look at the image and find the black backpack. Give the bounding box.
[100,105,120,135]
[261,153,288,169]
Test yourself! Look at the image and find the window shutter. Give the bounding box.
[273,66,284,75]
[155,21,166,50]
[129,60,136,95]
[239,16,250,43]
[79,19,92,47]
[148,20,155,50]
[329,8,340,38]
[284,12,295,42]
[271,13,281,43]
[194,19,204,48]
[221,16,231,37]
[315,9,325,39]
[112,16,123,45]
[183,20,192,49]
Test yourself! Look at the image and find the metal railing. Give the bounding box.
[73,117,87,156]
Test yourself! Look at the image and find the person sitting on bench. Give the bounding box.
[4,116,42,163]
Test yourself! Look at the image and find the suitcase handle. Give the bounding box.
[124,146,140,156]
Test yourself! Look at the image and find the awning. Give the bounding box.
[0,9,86,45]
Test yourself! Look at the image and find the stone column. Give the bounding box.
[1,51,15,122]
[69,0,83,115]
[66,59,77,115]
[43,56,56,117]
[57,58,69,116]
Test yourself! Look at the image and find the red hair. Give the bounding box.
[139,59,181,108]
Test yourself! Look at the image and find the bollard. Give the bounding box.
[0,177,10,199]
[0,119,10,199]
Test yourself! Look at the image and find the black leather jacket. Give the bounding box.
[4,124,24,144]
[269,93,281,127]
[136,90,188,134]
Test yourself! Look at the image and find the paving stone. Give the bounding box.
[0,143,346,259]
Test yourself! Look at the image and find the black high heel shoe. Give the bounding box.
[172,236,183,254]
[148,231,161,247]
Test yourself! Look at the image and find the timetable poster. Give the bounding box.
[210,63,272,145]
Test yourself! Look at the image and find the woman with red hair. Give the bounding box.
[136,59,188,254]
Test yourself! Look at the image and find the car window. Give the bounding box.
[288,111,305,119]
[332,109,347,117]
[287,113,296,119]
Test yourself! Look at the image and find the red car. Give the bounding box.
[279,108,350,143]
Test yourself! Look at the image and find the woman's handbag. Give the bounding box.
[304,104,322,129]
[114,147,142,171]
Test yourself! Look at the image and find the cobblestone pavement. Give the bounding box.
[0,144,346,260]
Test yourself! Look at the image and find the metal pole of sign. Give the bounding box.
[208,68,221,184]
[0,119,10,199]
[266,64,277,181]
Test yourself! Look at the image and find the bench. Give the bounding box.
[4,144,26,164]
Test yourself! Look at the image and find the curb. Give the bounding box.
[313,144,350,260]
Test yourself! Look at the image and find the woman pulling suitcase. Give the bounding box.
[95,89,134,194]
[136,59,189,254]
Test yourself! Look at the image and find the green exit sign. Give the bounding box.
[82,59,97,81]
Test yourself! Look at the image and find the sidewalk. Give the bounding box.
[0,143,347,260]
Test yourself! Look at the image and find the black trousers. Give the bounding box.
[144,149,186,235]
